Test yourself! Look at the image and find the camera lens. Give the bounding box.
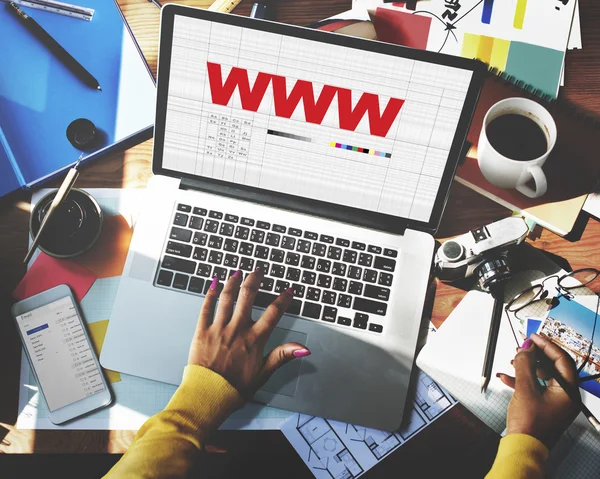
[440,240,465,262]
[476,255,511,291]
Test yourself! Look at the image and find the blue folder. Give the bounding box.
[0,0,156,197]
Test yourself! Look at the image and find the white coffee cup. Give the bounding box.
[477,98,557,199]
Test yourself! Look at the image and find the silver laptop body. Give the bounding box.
[101,5,483,430]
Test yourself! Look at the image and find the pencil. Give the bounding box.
[208,0,242,14]
[481,284,504,393]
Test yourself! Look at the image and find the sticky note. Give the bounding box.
[13,252,96,303]
[87,320,121,384]
[72,214,133,279]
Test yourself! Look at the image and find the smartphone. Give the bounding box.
[11,284,112,424]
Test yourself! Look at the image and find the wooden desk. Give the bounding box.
[1,0,600,476]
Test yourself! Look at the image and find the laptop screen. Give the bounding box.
[156,9,482,231]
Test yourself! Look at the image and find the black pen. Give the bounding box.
[9,2,101,91]
[481,284,504,393]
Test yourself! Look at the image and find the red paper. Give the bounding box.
[373,7,432,50]
[13,252,97,303]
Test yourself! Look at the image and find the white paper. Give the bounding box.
[280,369,457,478]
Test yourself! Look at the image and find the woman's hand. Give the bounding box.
[188,269,310,399]
[497,333,580,448]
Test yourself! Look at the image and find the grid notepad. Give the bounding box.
[162,15,474,222]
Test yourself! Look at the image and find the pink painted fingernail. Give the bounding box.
[255,267,262,273]
[495,373,502,378]
[233,270,241,278]
[285,287,294,295]
[520,338,533,349]
[293,348,311,358]
[210,277,219,291]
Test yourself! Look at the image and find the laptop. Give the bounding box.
[101,4,483,430]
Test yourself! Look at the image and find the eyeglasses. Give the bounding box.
[505,268,600,383]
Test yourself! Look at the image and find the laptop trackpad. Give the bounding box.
[260,327,308,397]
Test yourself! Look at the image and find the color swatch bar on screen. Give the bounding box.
[481,0,494,24]
[330,142,391,158]
[267,129,312,143]
[513,0,527,29]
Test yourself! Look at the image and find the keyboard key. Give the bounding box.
[239,257,255,271]
[197,264,212,277]
[173,213,188,227]
[212,267,227,281]
[281,236,296,250]
[273,224,286,233]
[193,247,208,262]
[338,316,352,326]
[223,239,239,252]
[223,254,239,268]
[353,297,387,316]
[349,281,363,295]
[363,269,377,283]
[368,245,382,254]
[228,269,242,279]
[317,274,332,289]
[255,291,277,309]
[274,280,291,294]
[302,302,322,319]
[285,252,300,266]
[162,255,196,274]
[219,223,234,236]
[188,276,204,294]
[336,238,350,247]
[193,232,208,246]
[301,271,316,285]
[203,281,211,294]
[270,264,285,278]
[260,277,274,291]
[255,245,269,259]
[288,299,302,315]
[374,256,396,272]
[286,268,301,282]
[304,231,318,240]
[173,273,189,290]
[364,285,390,301]
[239,242,254,256]
[322,291,336,304]
[332,263,347,276]
[266,233,280,247]
[250,229,265,243]
[327,246,342,260]
[193,207,207,216]
[333,278,347,292]
[320,234,334,244]
[306,287,321,301]
[225,214,239,223]
[369,324,383,333]
[289,228,302,237]
[337,294,352,308]
[322,306,337,323]
[312,243,327,257]
[209,211,223,219]
[190,216,204,230]
[348,266,362,280]
[235,226,250,240]
[301,255,316,270]
[317,259,331,273]
[208,250,223,265]
[343,250,357,263]
[270,249,285,263]
[157,269,173,286]
[297,240,311,253]
[379,273,393,287]
[204,220,219,233]
[256,261,270,273]
[177,204,191,213]
[241,217,255,226]
[351,241,366,251]
[358,253,373,267]
[383,248,398,258]
[170,227,192,243]
[208,235,223,249]
[257,221,270,229]
[291,284,305,298]
[353,313,368,329]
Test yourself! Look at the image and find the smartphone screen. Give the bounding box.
[14,295,107,412]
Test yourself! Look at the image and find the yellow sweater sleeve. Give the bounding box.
[103,365,243,479]
[486,434,549,479]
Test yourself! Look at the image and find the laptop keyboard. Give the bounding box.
[154,203,398,334]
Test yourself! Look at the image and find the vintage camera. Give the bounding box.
[434,217,529,291]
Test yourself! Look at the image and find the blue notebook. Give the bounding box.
[0,0,156,197]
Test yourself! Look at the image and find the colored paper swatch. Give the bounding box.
[13,252,96,303]
[373,7,431,50]
[87,320,121,384]
[481,0,494,24]
[513,0,528,29]
[72,214,133,279]
[461,33,510,71]
[329,142,391,158]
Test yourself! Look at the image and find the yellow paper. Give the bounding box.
[88,320,121,383]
